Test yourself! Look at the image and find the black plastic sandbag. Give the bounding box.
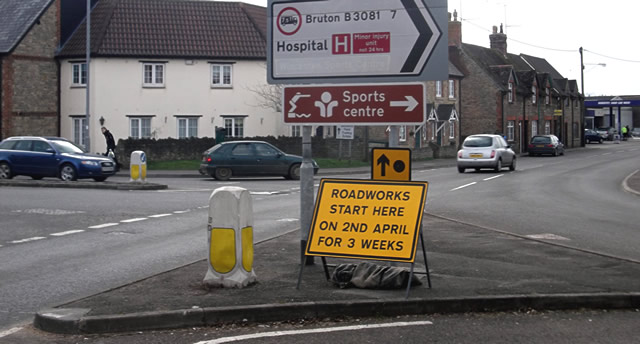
[330,262,422,289]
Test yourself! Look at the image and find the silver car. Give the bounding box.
[457,134,516,173]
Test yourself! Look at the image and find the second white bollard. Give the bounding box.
[204,186,257,288]
[130,150,147,182]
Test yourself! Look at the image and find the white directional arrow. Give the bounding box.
[390,96,419,112]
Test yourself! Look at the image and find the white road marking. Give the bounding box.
[602,152,612,155]
[50,230,85,237]
[616,150,625,153]
[148,213,172,218]
[157,189,213,193]
[10,237,46,244]
[193,321,433,344]
[251,191,279,195]
[277,218,298,222]
[88,223,119,229]
[120,218,147,223]
[451,182,476,191]
[483,174,503,181]
[526,233,570,240]
[173,210,190,214]
[0,327,22,339]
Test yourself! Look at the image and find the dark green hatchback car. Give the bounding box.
[198,141,318,180]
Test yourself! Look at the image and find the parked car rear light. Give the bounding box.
[458,151,462,158]
[490,150,496,158]
[528,144,534,148]
[546,144,554,147]
[206,157,212,162]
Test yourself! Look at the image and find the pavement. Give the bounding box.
[8,152,640,334]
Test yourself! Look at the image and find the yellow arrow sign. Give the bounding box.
[306,178,428,262]
[371,148,411,181]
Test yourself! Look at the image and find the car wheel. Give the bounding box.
[93,177,107,182]
[599,138,603,144]
[509,158,516,171]
[586,138,591,144]
[59,164,77,181]
[494,159,502,172]
[287,164,301,180]
[31,176,44,180]
[0,162,13,179]
[214,167,231,181]
[457,166,465,173]
[552,149,557,157]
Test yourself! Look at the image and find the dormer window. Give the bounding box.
[545,86,550,105]
[508,82,514,103]
[531,85,537,104]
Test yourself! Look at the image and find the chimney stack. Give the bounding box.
[490,24,507,56]
[448,10,462,47]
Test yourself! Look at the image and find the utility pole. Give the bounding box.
[579,47,584,147]
[85,0,91,152]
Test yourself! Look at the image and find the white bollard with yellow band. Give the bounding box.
[129,150,147,182]
[204,186,257,288]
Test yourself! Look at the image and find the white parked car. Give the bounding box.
[457,134,516,173]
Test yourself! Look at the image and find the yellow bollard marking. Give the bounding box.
[241,226,253,272]
[131,165,140,180]
[142,164,147,179]
[210,228,236,273]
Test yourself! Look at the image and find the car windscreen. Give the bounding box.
[531,136,551,144]
[463,136,493,147]
[50,140,85,154]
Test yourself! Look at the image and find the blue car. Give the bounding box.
[0,136,116,181]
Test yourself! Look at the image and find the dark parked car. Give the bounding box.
[0,136,116,181]
[596,127,616,141]
[528,135,565,156]
[199,141,319,180]
[584,129,604,144]
[457,134,516,173]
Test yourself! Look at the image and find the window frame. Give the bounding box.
[177,117,198,139]
[508,82,514,103]
[399,125,407,142]
[531,85,537,104]
[545,86,551,105]
[531,120,538,137]
[129,117,152,139]
[544,120,551,135]
[507,121,515,141]
[72,116,87,147]
[224,117,245,138]
[71,62,87,86]
[448,80,455,99]
[142,62,166,88]
[211,64,233,88]
[435,81,442,98]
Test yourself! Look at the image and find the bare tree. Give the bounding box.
[246,83,283,112]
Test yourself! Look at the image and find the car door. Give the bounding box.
[8,139,34,174]
[496,136,514,165]
[30,140,59,176]
[254,142,287,175]
[228,143,257,176]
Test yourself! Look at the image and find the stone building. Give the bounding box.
[0,0,60,140]
[448,11,583,153]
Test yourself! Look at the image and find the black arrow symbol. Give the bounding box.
[377,154,390,176]
[401,0,433,73]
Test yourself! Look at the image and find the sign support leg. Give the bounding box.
[420,227,432,288]
[300,126,314,265]
[405,262,415,299]
[321,257,330,280]
[296,253,307,290]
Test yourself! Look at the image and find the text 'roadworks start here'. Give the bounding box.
[306,179,428,262]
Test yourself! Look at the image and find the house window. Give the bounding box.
[399,126,407,142]
[130,117,152,139]
[448,80,455,99]
[71,63,87,86]
[531,120,538,136]
[507,121,515,141]
[177,117,198,138]
[211,64,233,87]
[224,117,244,138]
[291,125,301,137]
[449,121,455,139]
[508,82,514,103]
[531,86,537,104]
[545,87,550,105]
[544,120,551,135]
[143,63,165,87]
[436,81,442,97]
[72,117,87,147]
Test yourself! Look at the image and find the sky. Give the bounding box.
[228,0,640,97]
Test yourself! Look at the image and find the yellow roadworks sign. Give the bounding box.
[306,178,428,262]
